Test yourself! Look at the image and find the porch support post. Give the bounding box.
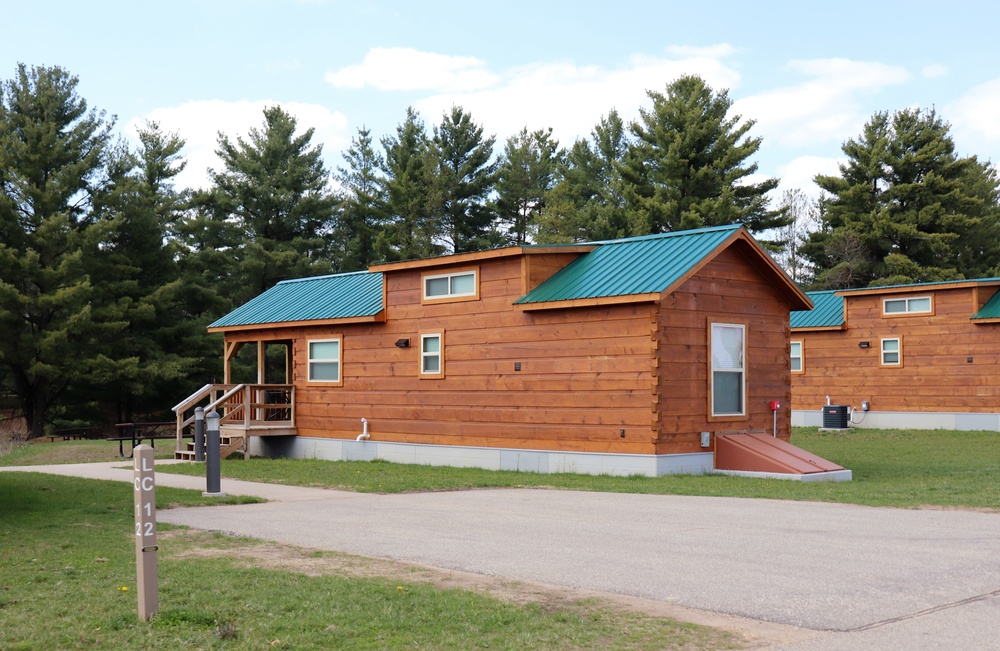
[223,341,243,385]
[257,340,265,384]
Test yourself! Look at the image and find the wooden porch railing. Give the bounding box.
[172,383,295,452]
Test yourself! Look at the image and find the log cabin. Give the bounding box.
[790,278,1000,430]
[173,224,840,477]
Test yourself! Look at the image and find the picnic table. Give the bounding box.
[107,421,183,458]
[48,426,106,442]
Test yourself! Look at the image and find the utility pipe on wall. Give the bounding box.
[356,417,370,441]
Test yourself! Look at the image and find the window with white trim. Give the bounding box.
[881,337,901,367]
[883,296,931,315]
[790,341,803,373]
[423,270,477,301]
[420,332,444,378]
[711,323,745,416]
[308,338,341,383]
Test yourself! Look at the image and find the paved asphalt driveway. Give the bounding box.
[5,462,999,649]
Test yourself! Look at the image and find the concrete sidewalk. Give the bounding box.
[4,461,999,650]
[1,460,343,501]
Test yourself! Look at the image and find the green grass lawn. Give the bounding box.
[153,427,1000,509]
[5,428,1000,509]
[0,438,176,466]
[0,472,738,650]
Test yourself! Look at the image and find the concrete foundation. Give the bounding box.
[248,436,716,477]
[793,409,1000,431]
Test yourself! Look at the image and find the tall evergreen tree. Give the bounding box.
[430,106,499,253]
[0,64,118,437]
[620,75,786,240]
[803,108,1000,288]
[494,127,561,245]
[334,126,387,271]
[80,123,213,422]
[196,105,338,303]
[537,111,630,243]
[380,107,442,261]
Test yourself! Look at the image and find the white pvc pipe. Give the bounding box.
[356,417,370,440]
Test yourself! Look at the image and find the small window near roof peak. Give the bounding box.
[883,296,932,315]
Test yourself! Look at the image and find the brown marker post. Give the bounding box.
[133,444,158,621]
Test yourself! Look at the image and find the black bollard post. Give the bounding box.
[194,406,205,462]
[203,410,226,497]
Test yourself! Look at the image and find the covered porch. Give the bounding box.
[172,337,297,459]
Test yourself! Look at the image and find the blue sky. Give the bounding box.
[5,0,999,198]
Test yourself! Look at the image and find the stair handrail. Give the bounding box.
[172,383,242,451]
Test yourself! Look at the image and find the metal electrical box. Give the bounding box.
[823,405,849,429]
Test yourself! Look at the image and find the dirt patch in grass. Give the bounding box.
[164,529,816,649]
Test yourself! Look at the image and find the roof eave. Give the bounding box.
[208,310,387,333]
[516,293,661,311]
[790,324,847,332]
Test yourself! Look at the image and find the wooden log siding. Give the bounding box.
[286,255,659,453]
[655,247,794,453]
[791,285,1000,413]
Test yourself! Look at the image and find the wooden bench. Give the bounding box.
[108,422,183,458]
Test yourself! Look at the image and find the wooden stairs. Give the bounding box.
[172,383,296,461]
[174,433,248,461]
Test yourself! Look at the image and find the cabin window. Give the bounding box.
[883,296,932,315]
[790,341,803,373]
[881,337,902,367]
[420,331,444,378]
[711,323,746,417]
[308,338,342,384]
[422,268,478,302]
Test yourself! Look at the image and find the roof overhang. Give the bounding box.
[369,245,595,273]
[790,325,847,332]
[208,311,386,334]
[515,292,661,312]
[834,279,1000,297]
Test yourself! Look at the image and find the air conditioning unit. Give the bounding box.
[823,405,849,429]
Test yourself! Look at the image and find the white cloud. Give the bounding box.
[127,100,350,190]
[407,46,742,147]
[777,155,844,198]
[921,63,949,79]
[325,47,500,92]
[947,77,1000,147]
[733,58,911,148]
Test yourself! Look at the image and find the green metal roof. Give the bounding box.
[514,224,742,305]
[208,271,383,329]
[838,277,1000,293]
[972,288,1000,320]
[791,291,844,329]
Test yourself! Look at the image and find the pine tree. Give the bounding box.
[81,123,213,422]
[380,107,442,261]
[197,105,338,303]
[430,106,499,253]
[334,126,387,271]
[803,108,1000,288]
[620,75,786,240]
[537,111,630,243]
[494,127,561,245]
[0,64,117,437]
